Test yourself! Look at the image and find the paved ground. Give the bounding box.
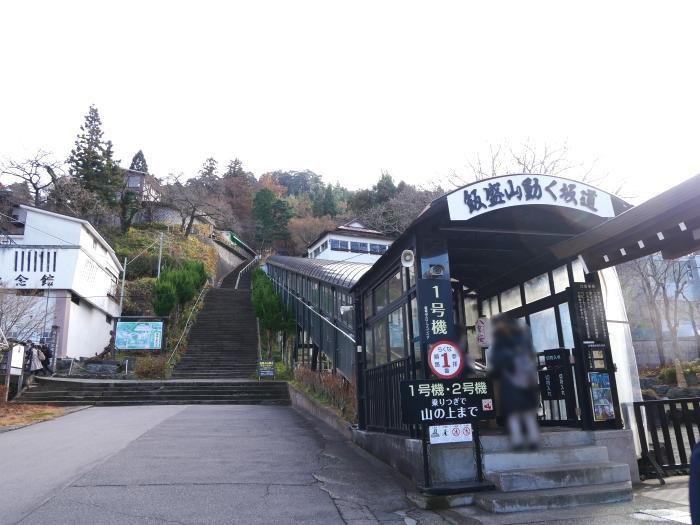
[1,405,693,525]
[0,405,447,525]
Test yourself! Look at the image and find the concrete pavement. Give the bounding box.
[1,405,447,525]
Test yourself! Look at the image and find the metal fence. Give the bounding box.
[364,357,416,436]
[633,398,700,480]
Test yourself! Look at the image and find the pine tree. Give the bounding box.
[223,158,244,178]
[67,105,122,205]
[129,150,149,173]
[321,184,338,217]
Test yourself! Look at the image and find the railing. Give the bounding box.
[364,357,415,436]
[633,398,700,482]
[166,285,209,366]
[235,255,260,289]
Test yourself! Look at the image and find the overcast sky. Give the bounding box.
[1,1,699,203]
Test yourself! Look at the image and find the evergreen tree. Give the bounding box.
[223,158,244,178]
[321,184,338,217]
[129,150,149,173]
[67,105,122,205]
[198,157,219,190]
[253,189,292,246]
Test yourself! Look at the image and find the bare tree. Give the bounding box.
[682,290,700,359]
[1,150,63,207]
[162,174,230,237]
[0,290,55,343]
[450,141,628,196]
[625,256,690,387]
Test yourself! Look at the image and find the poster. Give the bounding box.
[115,321,164,350]
[589,372,615,421]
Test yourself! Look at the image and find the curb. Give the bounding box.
[287,382,354,440]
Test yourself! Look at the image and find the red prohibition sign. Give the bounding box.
[427,340,464,379]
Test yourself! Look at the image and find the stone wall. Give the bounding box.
[634,338,700,368]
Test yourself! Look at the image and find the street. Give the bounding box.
[0,405,447,525]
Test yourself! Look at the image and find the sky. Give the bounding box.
[1,1,699,204]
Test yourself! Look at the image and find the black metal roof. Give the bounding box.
[267,255,372,290]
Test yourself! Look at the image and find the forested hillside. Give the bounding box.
[0,105,443,255]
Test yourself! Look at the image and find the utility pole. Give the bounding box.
[157,232,164,279]
[119,256,127,312]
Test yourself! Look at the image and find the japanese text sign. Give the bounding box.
[446,174,615,221]
[400,378,496,425]
[417,279,455,345]
[428,340,464,379]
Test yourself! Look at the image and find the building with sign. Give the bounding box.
[0,205,122,359]
[265,173,700,512]
[306,220,393,263]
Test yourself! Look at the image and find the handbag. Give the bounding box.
[37,349,46,361]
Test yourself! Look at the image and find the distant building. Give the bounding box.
[0,205,122,359]
[306,220,393,264]
[121,168,160,203]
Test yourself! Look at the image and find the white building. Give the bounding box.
[0,205,122,359]
[306,220,393,264]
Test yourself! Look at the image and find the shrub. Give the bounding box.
[134,354,168,379]
[123,277,156,316]
[164,267,197,304]
[153,279,177,316]
[294,365,357,423]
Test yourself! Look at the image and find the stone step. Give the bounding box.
[483,446,609,473]
[486,462,631,492]
[479,430,593,453]
[474,481,633,513]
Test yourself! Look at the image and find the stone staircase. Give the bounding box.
[473,430,632,513]
[171,260,257,379]
[16,377,290,406]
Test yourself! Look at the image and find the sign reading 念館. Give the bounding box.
[446,174,615,221]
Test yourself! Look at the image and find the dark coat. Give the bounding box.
[490,322,539,416]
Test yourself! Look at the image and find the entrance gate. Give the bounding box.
[537,348,579,426]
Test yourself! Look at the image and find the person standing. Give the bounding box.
[27,344,45,376]
[40,344,54,376]
[489,315,541,450]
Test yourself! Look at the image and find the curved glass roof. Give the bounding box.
[267,255,372,290]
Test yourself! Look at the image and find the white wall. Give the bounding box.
[65,298,113,358]
[308,233,391,264]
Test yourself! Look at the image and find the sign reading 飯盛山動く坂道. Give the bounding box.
[446,174,615,221]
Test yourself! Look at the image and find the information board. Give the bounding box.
[571,283,608,341]
[400,378,495,425]
[429,423,473,444]
[258,360,275,378]
[417,279,456,345]
[115,321,164,351]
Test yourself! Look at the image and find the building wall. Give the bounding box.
[65,297,112,358]
[307,233,390,264]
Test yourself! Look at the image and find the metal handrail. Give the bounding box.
[235,256,260,289]
[166,284,209,366]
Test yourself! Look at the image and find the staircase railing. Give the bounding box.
[235,255,260,289]
[166,285,209,366]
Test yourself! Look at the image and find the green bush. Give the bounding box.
[123,277,156,316]
[153,279,177,316]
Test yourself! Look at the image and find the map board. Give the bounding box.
[115,321,164,351]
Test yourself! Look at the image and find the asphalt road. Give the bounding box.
[0,405,447,525]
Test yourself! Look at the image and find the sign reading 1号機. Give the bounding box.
[400,378,495,426]
[115,318,165,351]
[258,360,275,379]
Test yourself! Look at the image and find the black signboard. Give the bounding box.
[417,279,456,345]
[538,370,566,401]
[569,281,621,429]
[400,378,496,425]
[538,348,570,367]
[571,283,608,341]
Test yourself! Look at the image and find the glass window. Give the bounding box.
[529,307,559,353]
[464,294,478,326]
[330,239,349,251]
[388,271,402,303]
[490,296,499,315]
[388,308,405,361]
[500,286,522,312]
[370,243,387,255]
[524,272,551,303]
[350,241,368,253]
[571,257,586,283]
[364,292,372,320]
[373,321,388,366]
[552,265,570,294]
[410,297,419,341]
[365,327,374,367]
[481,299,491,317]
[558,302,575,349]
[373,282,387,313]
